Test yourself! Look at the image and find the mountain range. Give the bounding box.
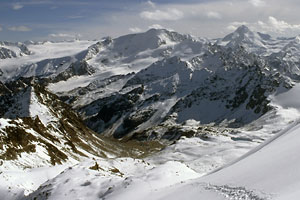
[1,26,300,199]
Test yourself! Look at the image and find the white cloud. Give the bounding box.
[140,8,184,21]
[149,24,164,29]
[48,33,82,41]
[146,0,156,8]
[6,0,300,41]
[12,3,24,10]
[129,27,142,33]
[258,16,300,33]
[249,0,266,7]
[49,33,76,38]
[206,11,222,19]
[8,26,31,32]
[68,15,84,19]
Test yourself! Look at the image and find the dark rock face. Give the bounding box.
[0,47,17,59]
[80,86,144,136]
[52,61,95,82]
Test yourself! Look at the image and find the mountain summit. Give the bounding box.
[219,25,271,53]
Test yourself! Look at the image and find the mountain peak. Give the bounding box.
[222,25,254,43]
[145,28,166,34]
[235,25,251,34]
[219,25,270,53]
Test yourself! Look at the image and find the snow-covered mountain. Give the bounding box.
[267,36,300,79]
[218,25,293,55]
[0,41,31,59]
[1,26,300,199]
[70,41,292,141]
[218,25,270,53]
[0,40,95,82]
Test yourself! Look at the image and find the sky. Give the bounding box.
[1,0,300,42]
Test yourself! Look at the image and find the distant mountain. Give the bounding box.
[219,25,269,50]
[218,25,294,56]
[0,41,31,59]
[0,40,95,82]
[267,35,300,79]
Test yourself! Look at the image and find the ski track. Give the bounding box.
[204,184,272,200]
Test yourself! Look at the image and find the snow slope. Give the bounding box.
[153,113,300,200]
[201,121,300,199]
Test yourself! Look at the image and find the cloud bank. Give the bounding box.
[12,3,24,10]
[140,8,184,21]
[8,26,32,32]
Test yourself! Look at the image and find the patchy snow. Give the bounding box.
[0,118,12,128]
[29,88,57,125]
